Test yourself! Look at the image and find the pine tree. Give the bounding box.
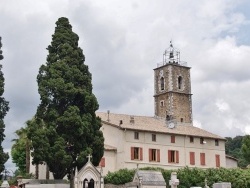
[27,17,104,181]
[0,37,10,172]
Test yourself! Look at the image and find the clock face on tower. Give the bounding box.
[168,122,175,129]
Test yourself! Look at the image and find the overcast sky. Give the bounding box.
[1,0,250,170]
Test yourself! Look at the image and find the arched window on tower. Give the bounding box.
[160,77,165,90]
[178,76,183,90]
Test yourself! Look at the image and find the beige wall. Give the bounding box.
[101,124,226,175]
[29,159,53,179]
[102,150,117,175]
[226,157,238,168]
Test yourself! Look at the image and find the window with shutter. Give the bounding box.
[149,148,160,162]
[190,152,195,165]
[131,147,143,161]
[168,150,179,163]
[171,135,175,143]
[215,154,220,167]
[200,153,206,165]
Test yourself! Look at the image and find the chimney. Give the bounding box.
[107,110,110,122]
[130,116,135,124]
[119,120,123,126]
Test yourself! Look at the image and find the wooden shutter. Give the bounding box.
[190,152,195,165]
[157,149,160,162]
[171,135,175,143]
[149,149,152,161]
[168,150,171,163]
[140,148,143,160]
[176,151,179,163]
[215,154,220,167]
[131,147,134,160]
[200,153,205,165]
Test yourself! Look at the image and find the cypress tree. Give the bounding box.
[28,18,104,180]
[0,37,10,172]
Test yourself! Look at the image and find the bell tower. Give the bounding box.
[154,42,192,125]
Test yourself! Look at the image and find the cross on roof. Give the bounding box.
[87,154,92,162]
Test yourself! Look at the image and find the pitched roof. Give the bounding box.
[135,170,166,185]
[126,170,166,187]
[97,112,225,140]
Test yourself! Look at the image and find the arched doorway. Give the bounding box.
[83,178,95,188]
[83,178,88,188]
[89,179,95,188]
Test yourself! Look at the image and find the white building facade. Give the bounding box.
[97,112,226,176]
[97,43,226,175]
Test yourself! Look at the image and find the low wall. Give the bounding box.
[26,184,69,188]
[104,184,126,188]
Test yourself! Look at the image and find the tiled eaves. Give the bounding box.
[97,112,225,140]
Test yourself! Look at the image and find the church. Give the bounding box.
[30,43,230,179]
[97,42,227,175]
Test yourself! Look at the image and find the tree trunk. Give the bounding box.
[25,140,30,173]
[70,169,75,188]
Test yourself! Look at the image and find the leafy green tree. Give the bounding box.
[27,17,104,182]
[225,136,247,168]
[241,135,250,165]
[0,37,9,172]
[11,125,30,174]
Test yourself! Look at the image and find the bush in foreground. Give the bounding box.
[104,167,250,188]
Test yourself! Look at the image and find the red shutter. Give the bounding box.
[171,135,175,143]
[140,148,143,160]
[168,150,171,163]
[99,157,105,167]
[131,147,134,160]
[216,155,220,167]
[149,149,152,161]
[190,152,195,165]
[200,153,205,165]
[157,149,160,162]
[176,151,179,163]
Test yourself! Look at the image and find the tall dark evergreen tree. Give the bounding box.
[0,37,10,172]
[27,17,104,181]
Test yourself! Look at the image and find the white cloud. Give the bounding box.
[1,0,250,170]
[216,99,230,112]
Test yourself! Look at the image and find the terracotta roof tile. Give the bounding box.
[97,112,225,140]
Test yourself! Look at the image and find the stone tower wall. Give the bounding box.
[154,63,192,124]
